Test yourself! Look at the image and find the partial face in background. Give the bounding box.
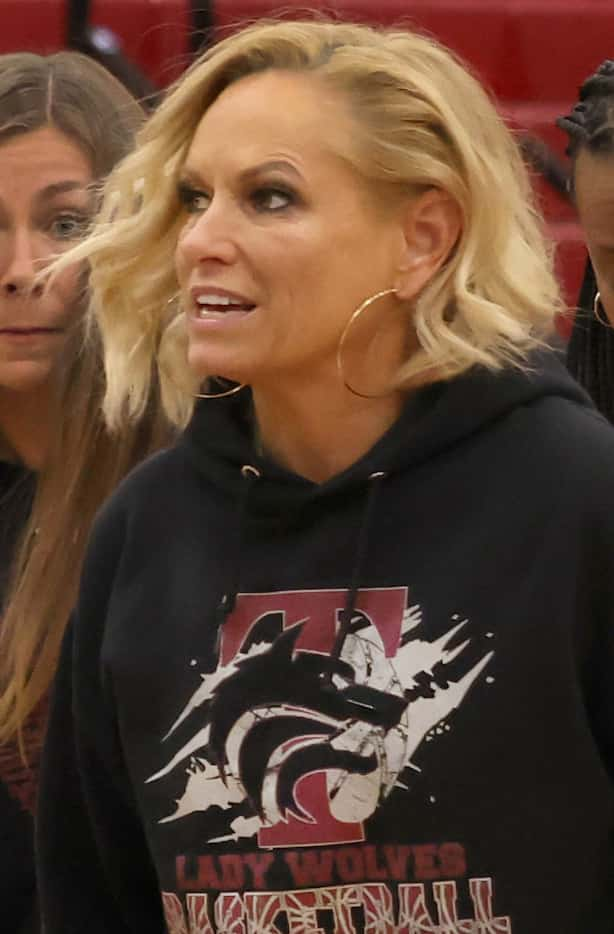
[174,70,417,390]
[0,126,93,392]
[574,147,614,324]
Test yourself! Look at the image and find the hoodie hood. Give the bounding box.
[183,349,591,515]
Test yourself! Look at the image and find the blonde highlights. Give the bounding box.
[65,19,560,429]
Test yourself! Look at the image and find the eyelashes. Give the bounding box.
[250,187,294,212]
[177,180,296,215]
[48,211,91,240]
[0,211,91,240]
[177,182,210,213]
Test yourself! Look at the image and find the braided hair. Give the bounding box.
[558,60,614,422]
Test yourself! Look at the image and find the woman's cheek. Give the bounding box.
[56,265,85,321]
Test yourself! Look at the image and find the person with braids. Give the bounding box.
[558,60,614,421]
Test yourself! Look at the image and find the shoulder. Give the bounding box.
[0,461,35,517]
[113,438,194,506]
[97,439,194,526]
[511,394,614,513]
[524,393,614,462]
[81,441,195,589]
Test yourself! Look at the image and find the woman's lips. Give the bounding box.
[189,307,256,329]
[0,327,64,339]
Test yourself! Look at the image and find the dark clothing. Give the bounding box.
[566,256,614,423]
[0,461,33,606]
[0,461,39,933]
[38,352,614,933]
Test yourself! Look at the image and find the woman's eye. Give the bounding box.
[49,213,89,240]
[178,184,211,214]
[251,187,293,212]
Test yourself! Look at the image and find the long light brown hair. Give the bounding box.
[0,53,172,749]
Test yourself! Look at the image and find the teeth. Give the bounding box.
[196,294,244,306]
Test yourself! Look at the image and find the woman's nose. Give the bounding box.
[0,230,45,297]
[178,202,239,267]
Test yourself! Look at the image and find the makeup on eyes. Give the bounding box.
[177,180,209,212]
[177,178,299,217]
[177,156,305,215]
[249,183,296,211]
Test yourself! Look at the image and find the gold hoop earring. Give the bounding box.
[594,291,611,327]
[194,380,247,400]
[163,293,247,400]
[336,288,399,399]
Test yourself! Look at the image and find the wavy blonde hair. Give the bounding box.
[61,19,560,429]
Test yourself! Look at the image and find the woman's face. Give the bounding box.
[174,70,417,390]
[0,125,93,393]
[574,147,614,324]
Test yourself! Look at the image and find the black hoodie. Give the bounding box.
[0,461,39,934]
[567,257,614,424]
[38,352,614,934]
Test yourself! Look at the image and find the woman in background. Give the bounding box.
[558,60,614,420]
[0,52,170,932]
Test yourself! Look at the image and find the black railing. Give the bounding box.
[190,1,215,54]
[65,0,159,105]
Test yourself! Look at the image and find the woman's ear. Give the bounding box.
[394,189,462,300]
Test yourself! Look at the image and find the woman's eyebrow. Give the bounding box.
[179,160,304,187]
[238,160,303,182]
[35,180,90,200]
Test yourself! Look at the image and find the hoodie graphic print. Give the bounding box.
[150,590,503,933]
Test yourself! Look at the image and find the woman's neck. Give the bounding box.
[252,370,406,484]
[0,383,59,470]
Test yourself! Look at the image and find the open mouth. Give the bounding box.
[192,291,257,320]
[196,299,256,318]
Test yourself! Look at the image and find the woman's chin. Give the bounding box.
[187,352,250,389]
[0,359,57,395]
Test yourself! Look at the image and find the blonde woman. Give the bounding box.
[0,53,171,932]
[38,21,614,933]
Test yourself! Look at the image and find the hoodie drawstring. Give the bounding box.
[331,470,387,661]
[214,466,387,661]
[214,464,260,655]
